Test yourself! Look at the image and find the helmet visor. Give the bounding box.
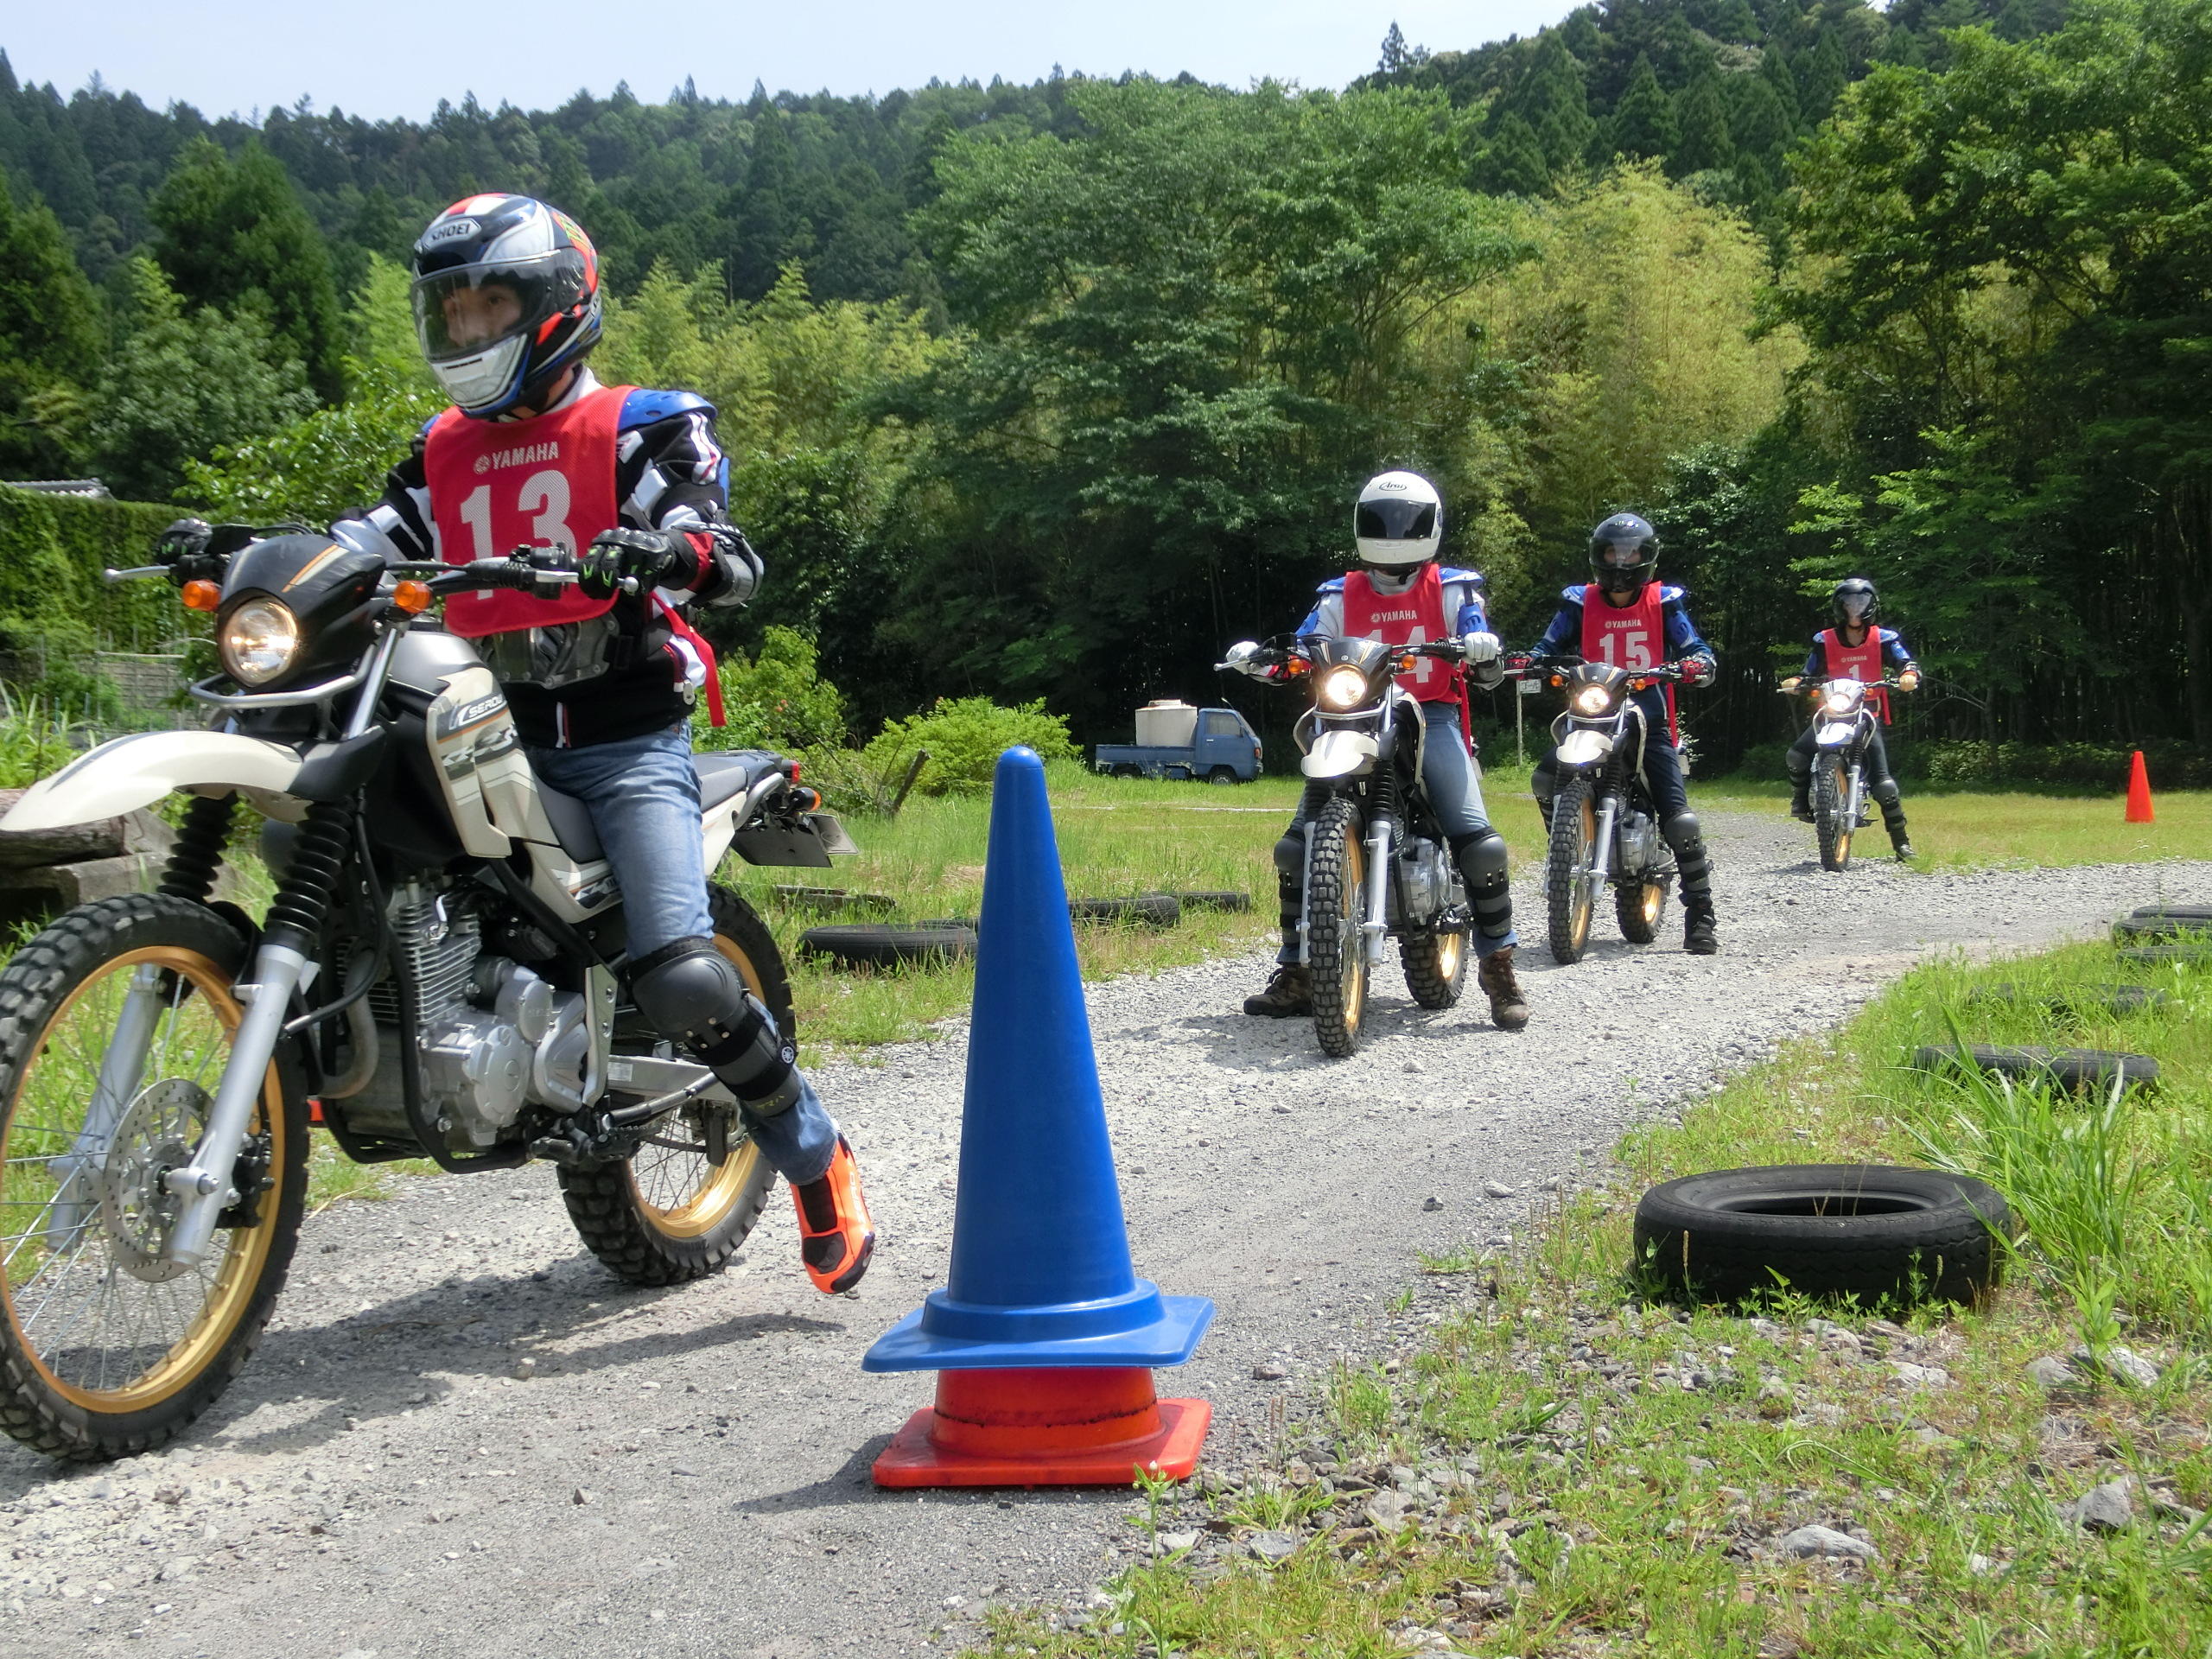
[1838,589,1873,620]
[411,252,585,365]
[1355,499,1438,542]
[1596,542,1646,569]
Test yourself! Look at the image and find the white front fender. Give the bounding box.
[1556,728,1615,767]
[0,732,302,831]
[1301,729,1379,780]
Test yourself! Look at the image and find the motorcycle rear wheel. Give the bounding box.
[1617,876,1668,944]
[1401,920,1467,1010]
[1305,798,1369,1058]
[559,887,780,1287]
[1814,759,1853,872]
[0,895,306,1460]
[1546,780,1598,964]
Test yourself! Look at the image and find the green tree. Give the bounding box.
[1475,113,1553,196]
[1605,55,1680,162]
[149,139,346,400]
[1672,71,1737,176]
[87,257,315,502]
[0,165,103,475]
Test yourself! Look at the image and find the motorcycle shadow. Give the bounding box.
[0,1263,845,1483]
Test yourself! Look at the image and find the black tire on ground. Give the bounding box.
[1174,890,1253,912]
[1306,797,1368,1059]
[2127,903,2212,922]
[1632,1164,2010,1307]
[1813,756,1853,872]
[0,894,308,1459]
[1616,878,1667,944]
[1401,925,1467,1010]
[1912,1043,2159,1095]
[1967,983,2173,1018]
[798,923,978,967]
[769,886,895,914]
[1545,779,1598,965]
[1068,893,1182,928]
[2113,913,2212,943]
[1208,767,1239,785]
[1110,764,1143,779]
[562,887,783,1287]
[2116,943,2212,966]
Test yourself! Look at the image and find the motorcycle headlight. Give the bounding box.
[1822,688,1859,716]
[1316,664,1371,711]
[1570,683,1614,716]
[219,599,302,687]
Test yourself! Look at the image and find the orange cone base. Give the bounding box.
[871,1366,1211,1488]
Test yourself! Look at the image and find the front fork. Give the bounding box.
[1363,817,1394,968]
[42,963,168,1248]
[1586,785,1618,896]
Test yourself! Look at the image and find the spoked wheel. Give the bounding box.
[1546,779,1599,964]
[1306,798,1369,1058]
[0,895,306,1460]
[1813,759,1853,872]
[1617,876,1668,944]
[1402,921,1467,1009]
[561,886,781,1286]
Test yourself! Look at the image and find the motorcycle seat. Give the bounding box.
[537,784,604,860]
[691,749,791,812]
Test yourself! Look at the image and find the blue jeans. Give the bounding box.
[526,726,837,1185]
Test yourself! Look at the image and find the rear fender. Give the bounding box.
[0,732,302,831]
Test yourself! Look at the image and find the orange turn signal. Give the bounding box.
[393,579,433,614]
[181,580,219,613]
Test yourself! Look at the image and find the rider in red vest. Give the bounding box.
[1234,471,1529,1030]
[1525,513,1720,955]
[334,195,874,1294]
[1780,576,1920,859]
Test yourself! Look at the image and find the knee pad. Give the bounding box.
[1661,811,1704,854]
[1273,832,1306,882]
[630,940,801,1116]
[1871,780,1902,806]
[1783,748,1812,782]
[1529,764,1557,805]
[1450,830,1510,888]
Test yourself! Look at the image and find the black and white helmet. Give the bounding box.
[1353,471,1443,569]
[410,194,603,417]
[1832,576,1878,628]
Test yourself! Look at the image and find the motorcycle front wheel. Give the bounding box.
[1305,797,1370,1058]
[559,886,781,1286]
[1813,758,1854,872]
[1546,779,1599,964]
[0,894,307,1460]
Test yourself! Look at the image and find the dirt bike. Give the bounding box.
[1218,633,1476,1058]
[1789,676,1900,873]
[1514,654,1689,966]
[0,528,855,1459]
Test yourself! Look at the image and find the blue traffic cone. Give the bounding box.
[864,747,1213,1485]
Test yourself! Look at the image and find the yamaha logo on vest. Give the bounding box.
[472,440,563,476]
[1371,607,1421,623]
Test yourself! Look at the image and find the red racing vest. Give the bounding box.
[424,385,632,639]
[423,383,725,725]
[1342,563,1464,705]
[1581,582,1677,743]
[1817,627,1891,723]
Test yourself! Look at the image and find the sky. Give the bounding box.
[5,1,1571,122]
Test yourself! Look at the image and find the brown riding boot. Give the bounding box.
[1478,947,1529,1031]
[1243,963,1313,1017]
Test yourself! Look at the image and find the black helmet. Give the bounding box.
[1589,512,1659,598]
[410,194,603,417]
[1831,576,1878,629]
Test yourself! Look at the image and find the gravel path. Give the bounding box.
[1,813,2203,1659]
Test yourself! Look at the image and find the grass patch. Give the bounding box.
[969,940,2212,1657]
[1700,779,2212,874]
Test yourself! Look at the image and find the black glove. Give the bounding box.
[154,518,227,586]
[580,526,697,600]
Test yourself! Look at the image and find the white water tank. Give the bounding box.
[1134,699,1198,748]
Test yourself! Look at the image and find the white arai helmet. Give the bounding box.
[1353,471,1444,569]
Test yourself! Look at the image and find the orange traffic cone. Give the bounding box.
[2126,751,2155,823]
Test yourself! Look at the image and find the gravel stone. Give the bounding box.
[2075,1345,2162,1389]
[2068,1479,2136,1533]
[1777,1524,1879,1563]
[1249,1530,1300,1564]
[2027,1355,2081,1389]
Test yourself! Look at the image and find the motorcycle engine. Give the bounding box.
[1389,838,1459,924]
[1618,809,1661,877]
[339,880,592,1151]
